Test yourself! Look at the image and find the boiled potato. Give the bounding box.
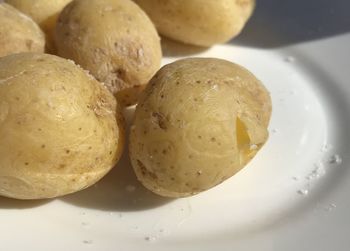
[0,53,124,200]
[5,0,72,52]
[0,3,45,57]
[55,0,162,106]
[133,0,255,47]
[129,58,271,197]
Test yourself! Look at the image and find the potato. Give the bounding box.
[0,53,124,200]
[55,0,162,106]
[129,58,271,197]
[133,0,255,47]
[0,3,45,57]
[5,0,72,52]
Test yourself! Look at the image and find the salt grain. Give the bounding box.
[284,56,296,63]
[126,185,136,192]
[145,236,156,242]
[297,189,309,196]
[329,154,342,164]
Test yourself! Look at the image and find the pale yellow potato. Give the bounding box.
[133,0,255,47]
[55,0,162,106]
[0,53,124,200]
[0,3,45,57]
[5,0,72,52]
[129,58,271,197]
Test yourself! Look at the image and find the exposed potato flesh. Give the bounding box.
[129,58,271,197]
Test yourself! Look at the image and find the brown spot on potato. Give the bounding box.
[137,159,158,180]
[25,40,33,50]
[152,112,167,130]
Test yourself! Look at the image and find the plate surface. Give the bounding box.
[1,1,350,250]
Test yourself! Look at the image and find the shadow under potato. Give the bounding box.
[161,36,209,57]
[61,107,173,212]
[61,152,172,212]
[233,0,350,48]
[0,197,50,209]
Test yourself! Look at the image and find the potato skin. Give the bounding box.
[133,0,255,47]
[129,58,271,197]
[0,3,45,57]
[5,0,72,53]
[55,0,162,106]
[0,53,124,199]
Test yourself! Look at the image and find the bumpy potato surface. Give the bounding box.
[129,58,271,197]
[0,53,124,199]
[55,0,162,106]
[0,3,45,57]
[133,0,255,47]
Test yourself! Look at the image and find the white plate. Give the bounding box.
[1,1,350,251]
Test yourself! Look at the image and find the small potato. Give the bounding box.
[129,58,271,197]
[0,3,45,57]
[133,0,255,47]
[0,53,124,200]
[55,0,162,106]
[5,0,72,52]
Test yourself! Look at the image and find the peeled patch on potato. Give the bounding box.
[0,53,124,199]
[0,3,45,57]
[5,0,72,53]
[133,0,255,47]
[129,58,272,197]
[55,0,162,106]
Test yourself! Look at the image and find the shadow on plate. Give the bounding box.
[233,0,350,48]
[0,197,50,209]
[61,107,173,212]
[161,36,209,57]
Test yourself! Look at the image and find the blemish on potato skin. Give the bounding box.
[137,159,158,180]
[151,112,167,130]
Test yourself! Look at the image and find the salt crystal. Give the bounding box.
[145,236,156,242]
[250,144,258,150]
[321,144,332,152]
[284,56,296,63]
[329,154,342,164]
[297,189,309,196]
[126,185,136,192]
